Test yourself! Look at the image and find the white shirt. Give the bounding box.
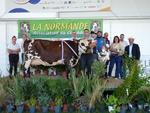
[129,44,133,58]
[8,43,20,50]
[120,41,128,50]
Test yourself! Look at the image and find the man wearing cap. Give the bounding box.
[125,37,140,60]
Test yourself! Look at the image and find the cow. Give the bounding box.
[23,39,90,77]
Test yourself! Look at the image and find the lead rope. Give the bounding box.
[63,40,79,67]
[61,40,64,64]
[63,40,79,58]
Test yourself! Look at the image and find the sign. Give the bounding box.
[6,0,111,13]
[18,19,103,39]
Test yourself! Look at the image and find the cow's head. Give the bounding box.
[78,39,91,55]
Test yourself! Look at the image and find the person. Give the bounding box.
[119,34,128,78]
[96,31,105,52]
[125,37,140,73]
[80,29,96,76]
[108,36,124,79]
[90,31,97,40]
[103,32,110,48]
[120,34,128,49]
[90,31,98,61]
[71,31,78,41]
[21,33,29,65]
[7,36,20,77]
[103,32,110,77]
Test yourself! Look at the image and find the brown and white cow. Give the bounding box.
[23,39,90,76]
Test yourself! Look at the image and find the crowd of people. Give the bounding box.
[75,29,141,79]
[7,29,140,79]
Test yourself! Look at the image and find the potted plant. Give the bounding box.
[114,60,150,113]
[131,86,150,111]
[63,93,74,113]
[119,99,128,113]
[6,101,14,113]
[7,77,24,113]
[105,95,120,113]
[54,96,63,113]
[0,82,6,112]
[27,97,37,113]
[38,93,49,113]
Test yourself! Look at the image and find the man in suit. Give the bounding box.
[125,37,140,60]
[125,37,141,74]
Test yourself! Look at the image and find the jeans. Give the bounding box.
[80,53,93,75]
[105,60,110,77]
[9,54,19,76]
[120,56,126,79]
[108,54,122,78]
[93,53,98,61]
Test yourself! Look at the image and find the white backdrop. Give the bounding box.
[0,19,150,76]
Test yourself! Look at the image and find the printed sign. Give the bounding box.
[18,19,103,39]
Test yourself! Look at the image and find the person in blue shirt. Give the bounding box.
[96,31,106,52]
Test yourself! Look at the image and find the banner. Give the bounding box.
[6,0,111,13]
[18,19,103,39]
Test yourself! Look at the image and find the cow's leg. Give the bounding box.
[24,60,32,78]
[75,63,81,77]
[62,65,69,79]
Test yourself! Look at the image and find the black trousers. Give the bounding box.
[9,54,19,76]
[80,53,93,75]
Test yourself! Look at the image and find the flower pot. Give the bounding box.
[0,106,2,112]
[16,105,24,113]
[120,105,128,113]
[54,106,61,113]
[6,104,13,113]
[99,103,106,113]
[49,102,55,112]
[29,106,36,113]
[138,104,144,110]
[108,105,114,112]
[68,105,75,113]
[62,104,68,112]
[23,103,29,112]
[144,103,150,112]
[80,104,88,112]
[41,106,48,113]
[128,105,136,113]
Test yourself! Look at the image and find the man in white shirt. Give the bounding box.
[7,36,20,77]
[119,34,128,78]
[120,34,128,50]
